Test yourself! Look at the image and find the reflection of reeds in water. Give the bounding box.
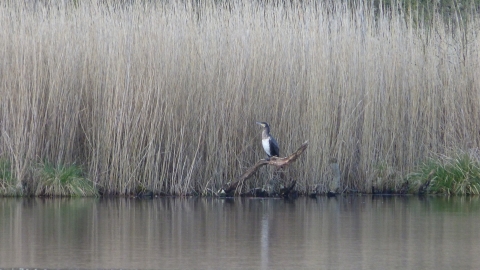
[1,1,479,195]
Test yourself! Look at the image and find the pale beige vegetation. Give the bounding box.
[0,0,479,195]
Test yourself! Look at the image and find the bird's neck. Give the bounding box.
[262,129,270,139]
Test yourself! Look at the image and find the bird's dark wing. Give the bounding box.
[269,137,280,157]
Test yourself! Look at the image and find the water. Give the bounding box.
[1,196,480,269]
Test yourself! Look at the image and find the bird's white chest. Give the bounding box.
[262,138,271,156]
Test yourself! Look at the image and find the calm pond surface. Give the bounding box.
[1,195,480,269]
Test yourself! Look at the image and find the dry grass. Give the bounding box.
[0,157,21,196]
[0,0,479,195]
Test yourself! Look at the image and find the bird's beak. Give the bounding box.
[255,122,263,126]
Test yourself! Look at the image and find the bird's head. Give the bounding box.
[256,121,270,132]
[256,121,269,128]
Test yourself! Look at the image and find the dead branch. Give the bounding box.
[221,141,308,195]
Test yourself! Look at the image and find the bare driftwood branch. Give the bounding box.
[222,141,308,195]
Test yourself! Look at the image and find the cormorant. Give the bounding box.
[256,122,279,159]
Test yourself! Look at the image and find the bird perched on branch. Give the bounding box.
[256,121,279,160]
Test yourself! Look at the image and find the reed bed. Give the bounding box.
[0,0,479,196]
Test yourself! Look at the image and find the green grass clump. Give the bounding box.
[408,154,480,195]
[35,163,98,197]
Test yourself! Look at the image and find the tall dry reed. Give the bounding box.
[0,0,479,195]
